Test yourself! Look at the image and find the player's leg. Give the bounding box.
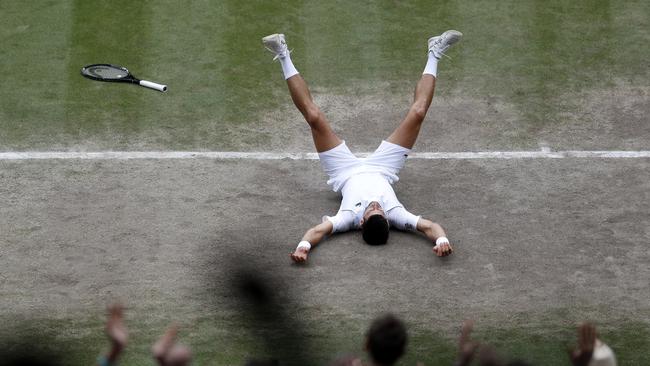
[386,74,436,150]
[263,34,342,153]
[286,75,342,152]
[387,30,462,149]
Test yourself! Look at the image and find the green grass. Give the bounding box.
[1,1,649,364]
[2,311,649,365]
[1,0,648,150]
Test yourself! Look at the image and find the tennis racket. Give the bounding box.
[81,64,167,92]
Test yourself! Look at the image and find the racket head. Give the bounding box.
[80,64,138,83]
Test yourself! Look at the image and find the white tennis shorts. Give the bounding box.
[318,140,411,192]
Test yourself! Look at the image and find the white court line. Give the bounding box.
[1,150,650,160]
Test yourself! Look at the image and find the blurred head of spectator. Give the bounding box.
[244,360,279,366]
[506,360,533,366]
[365,314,408,366]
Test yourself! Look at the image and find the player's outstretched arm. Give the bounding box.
[416,218,453,257]
[290,220,333,263]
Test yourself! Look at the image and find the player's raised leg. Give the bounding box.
[263,34,342,153]
[387,30,462,149]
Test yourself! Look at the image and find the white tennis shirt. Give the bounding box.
[324,172,420,233]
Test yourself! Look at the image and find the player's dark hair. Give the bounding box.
[362,214,389,245]
[366,314,407,365]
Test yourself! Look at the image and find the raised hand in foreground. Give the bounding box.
[569,322,596,366]
[98,303,128,366]
[152,324,192,366]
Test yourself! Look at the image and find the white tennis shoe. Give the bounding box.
[428,30,463,59]
[262,33,290,61]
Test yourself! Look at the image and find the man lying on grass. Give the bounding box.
[262,30,461,263]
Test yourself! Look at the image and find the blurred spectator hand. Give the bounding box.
[97,303,128,366]
[152,324,191,366]
[570,323,596,366]
[455,320,480,366]
[106,303,128,349]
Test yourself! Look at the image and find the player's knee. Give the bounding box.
[410,104,427,121]
[304,105,324,129]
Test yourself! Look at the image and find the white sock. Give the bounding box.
[279,52,299,80]
[422,51,438,77]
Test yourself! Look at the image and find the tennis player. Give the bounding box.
[262,31,461,263]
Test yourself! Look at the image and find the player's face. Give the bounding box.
[363,201,385,221]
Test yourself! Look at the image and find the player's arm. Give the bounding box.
[387,207,453,257]
[416,218,453,257]
[290,219,334,263]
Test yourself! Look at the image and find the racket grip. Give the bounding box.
[140,80,168,92]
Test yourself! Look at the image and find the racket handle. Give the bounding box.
[139,80,168,92]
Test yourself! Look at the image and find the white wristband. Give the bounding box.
[297,240,312,251]
[435,237,449,246]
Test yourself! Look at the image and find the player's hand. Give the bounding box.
[290,248,309,263]
[433,242,453,257]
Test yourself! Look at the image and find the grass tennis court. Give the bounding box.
[1,1,649,365]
